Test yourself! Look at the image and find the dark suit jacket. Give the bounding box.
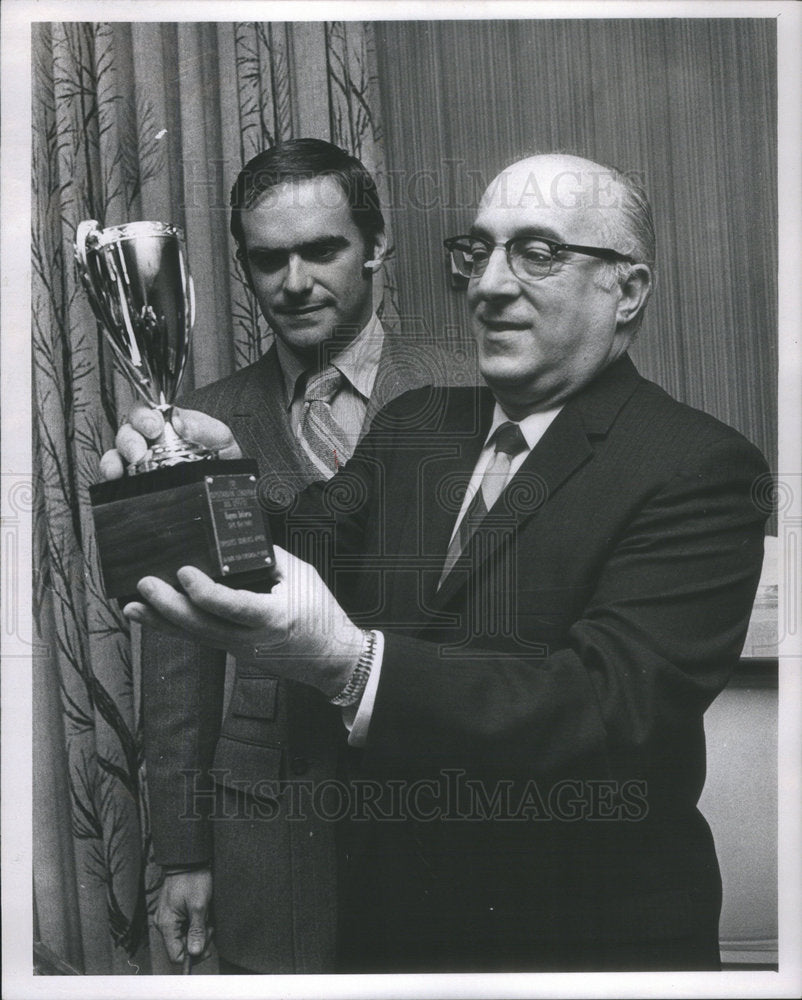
[278,355,768,972]
[142,338,441,972]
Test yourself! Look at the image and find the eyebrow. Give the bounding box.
[247,235,351,255]
[468,224,565,243]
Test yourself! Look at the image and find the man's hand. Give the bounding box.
[98,403,242,480]
[123,547,364,698]
[155,868,214,966]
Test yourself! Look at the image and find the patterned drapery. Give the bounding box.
[31,20,389,974]
[31,16,778,978]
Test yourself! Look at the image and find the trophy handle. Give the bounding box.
[187,274,196,334]
[74,220,110,327]
[74,220,98,273]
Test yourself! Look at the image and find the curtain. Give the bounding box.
[31,16,779,977]
[31,20,388,975]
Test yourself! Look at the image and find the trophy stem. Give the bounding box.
[130,408,217,475]
[156,413,186,447]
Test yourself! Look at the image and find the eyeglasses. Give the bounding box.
[443,234,635,283]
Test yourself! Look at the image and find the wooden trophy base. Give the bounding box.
[89,459,275,603]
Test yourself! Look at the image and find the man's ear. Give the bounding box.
[616,263,653,328]
[363,231,388,272]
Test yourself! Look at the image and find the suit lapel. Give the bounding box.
[361,334,444,435]
[409,388,495,608]
[223,347,318,482]
[431,405,593,608]
[428,387,494,547]
[221,334,440,484]
[431,355,643,609]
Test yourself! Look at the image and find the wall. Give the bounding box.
[374,19,777,468]
[699,677,778,965]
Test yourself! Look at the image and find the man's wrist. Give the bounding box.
[330,629,380,707]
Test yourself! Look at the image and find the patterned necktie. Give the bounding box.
[299,366,350,478]
[438,421,528,589]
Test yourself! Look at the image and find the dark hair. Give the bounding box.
[229,138,385,257]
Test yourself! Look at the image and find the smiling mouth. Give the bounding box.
[278,304,328,316]
[480,318,530,332]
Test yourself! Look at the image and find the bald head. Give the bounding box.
[465,152,655,416]
[479,154,655,269]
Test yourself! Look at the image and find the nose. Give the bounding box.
[472,245,519,299]
[283,253,313,295]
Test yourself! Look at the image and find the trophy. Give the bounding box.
[75,220,274,601]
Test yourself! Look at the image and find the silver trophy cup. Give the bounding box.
[75,220,273,600]
[74,219,212,472]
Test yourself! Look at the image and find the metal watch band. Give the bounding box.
[329,629,378,707]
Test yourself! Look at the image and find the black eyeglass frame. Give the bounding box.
[443,233,636,281]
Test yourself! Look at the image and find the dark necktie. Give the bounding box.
[438,421,528,589]
[299,366,350,478]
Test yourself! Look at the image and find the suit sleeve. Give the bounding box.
[357,433,768,785]
[141,627,226,866]
[141,378,266,868]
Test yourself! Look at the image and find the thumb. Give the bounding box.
[128,402,164,440]
[186,906,208,957]
[172,407,242,459]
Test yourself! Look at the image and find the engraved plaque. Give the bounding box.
[204,474,273,575]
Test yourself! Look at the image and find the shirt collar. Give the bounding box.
[484,401,564,453]
[275,313,384,408]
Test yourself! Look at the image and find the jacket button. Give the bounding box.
[290,756,309,775]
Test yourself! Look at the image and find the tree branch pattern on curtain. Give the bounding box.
[33,16,777,977]
[32,20,388,975]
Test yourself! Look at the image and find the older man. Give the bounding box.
[122,153,768,971]
[107,138,443,973]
